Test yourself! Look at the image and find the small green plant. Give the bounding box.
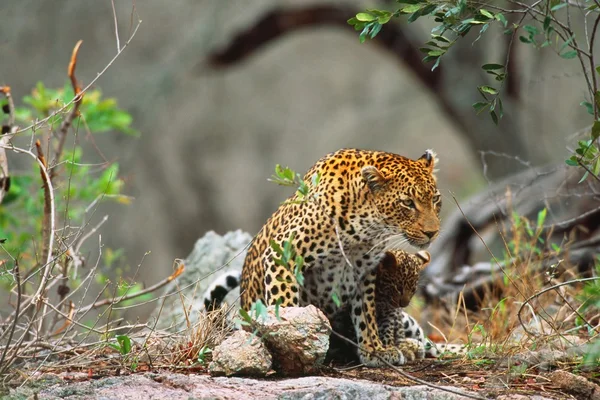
[197,345,212,365]
[577,257,600,366]
[108,334,132,355]
[239,299,270,327]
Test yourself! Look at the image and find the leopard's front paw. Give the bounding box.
[359,345,406,367]
[398,338,425,361]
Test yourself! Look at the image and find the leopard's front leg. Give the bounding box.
[378,308,425,361]
[351,269,421,366]
[351,269,401,366]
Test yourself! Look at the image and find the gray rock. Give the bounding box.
[255,305,331,376]
[548,370,600,400]
[17,373,478,400]
[152,230,252,330]
[209,330,272,377]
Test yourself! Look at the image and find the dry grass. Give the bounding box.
[404,204,600,397]
[3,302,234,386]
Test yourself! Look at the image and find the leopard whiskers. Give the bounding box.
[366,231,410,255]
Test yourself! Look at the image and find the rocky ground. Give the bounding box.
[5,362,599,400]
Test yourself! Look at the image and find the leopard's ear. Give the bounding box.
[417,149,438,173]
[415,251,431,271]
[361,165,386,192]
[380,252,397,270]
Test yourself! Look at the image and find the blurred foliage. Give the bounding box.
[0,82,135,288]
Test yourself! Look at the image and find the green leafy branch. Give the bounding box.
[269,164,320,203]
[349,0,600,180]
[270,232,305,287]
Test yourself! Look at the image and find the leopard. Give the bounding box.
[327,249,429,363]
[203,249,467,361]
[369,249,467,358]
[236,148,442,366]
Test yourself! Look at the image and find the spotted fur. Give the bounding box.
[373,250,467,359]
[328,249,429,363]
[239,148,441,366]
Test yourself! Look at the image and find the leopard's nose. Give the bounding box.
[424,230,438,239]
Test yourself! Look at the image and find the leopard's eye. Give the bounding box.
[401,199,415,209]
[432,194,441,203]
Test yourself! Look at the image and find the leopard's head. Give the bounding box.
[377,250,430,308]
[361,150,441,249]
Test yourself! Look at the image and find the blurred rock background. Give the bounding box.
[1,0,589,303]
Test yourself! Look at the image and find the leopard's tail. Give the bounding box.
[424,341,468,358]
[202,270,242,311]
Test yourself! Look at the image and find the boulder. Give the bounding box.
[253,305,330,376]
[153,230,252,330]
[209,330,272,377]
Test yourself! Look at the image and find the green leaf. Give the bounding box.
[592,121,600,140]
[551,2,567,11]
[428,50,445,57]
[422,55,438,63]
[479,9,494,19]
[497,97,504,119]
[565,157,578,166]
[490,110,499,125]
[401,4,422,13]
[356,12,376,22]
[116,335,132,355]
[581,101,594,115]
[407,11,422,23]
[462,18,487,25]
[482,63,504,71]
[543,16,552,32]
[239,308,252,324]
[536,208,547,229]
[495,13,508,27]
[270,240,284,257]
[472,102,489,113]
[331,292,341,308]
[560,50,577,59]
[377,14,391,24]
[560,35,575,51]
[519,36,532,44]
[370,22,383,39]
[431,35,450,43]
[359,25,370,43]
[478,85,498,95]
[523,25,539,36]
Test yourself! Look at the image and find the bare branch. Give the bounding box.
[53,40,84,181]
[0,260,21,375]
[0,86,15,205]
[76,258,184,314]
[110,0,121,51]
